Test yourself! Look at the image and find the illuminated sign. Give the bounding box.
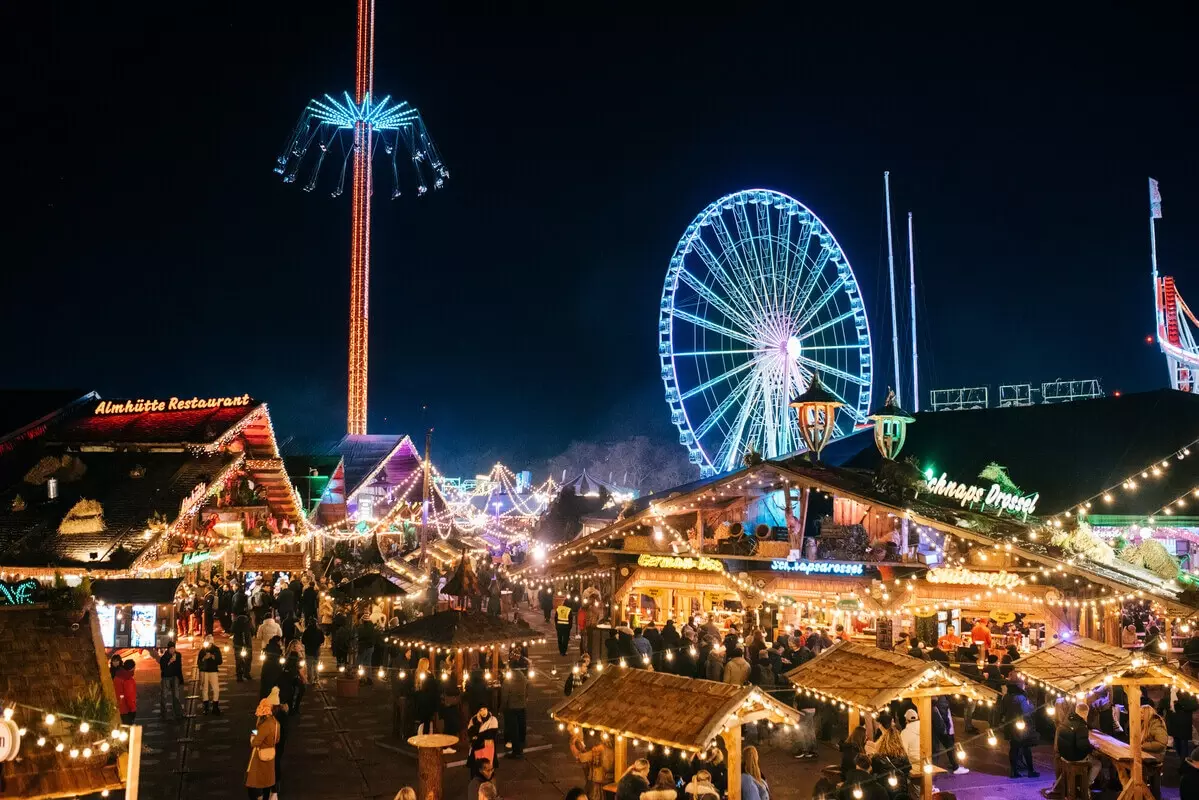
[770,560,864,576]
[923,472,1039,516]
[130,604,157,648]
[94,395,252,415]
[96,603,116,648]
[181,550,214,566]
[0,718,21,762]
[636,554,724,572]
[926,567,1023,589]
[0,578,38,606]
[180,482,209,516]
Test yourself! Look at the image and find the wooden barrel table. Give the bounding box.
[407,733,460,800]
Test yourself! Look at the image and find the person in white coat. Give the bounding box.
[901,708,923,765]
[257,612,282,647]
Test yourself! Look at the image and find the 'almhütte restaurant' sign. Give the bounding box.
[95,395,253,415]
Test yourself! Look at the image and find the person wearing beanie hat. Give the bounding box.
[198,633,223,714]
[246,691,281,799]
[1053,699,1099,791]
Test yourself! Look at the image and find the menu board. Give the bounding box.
[130,604,157,648]
[876,618,894,651]
[96,604,116,648]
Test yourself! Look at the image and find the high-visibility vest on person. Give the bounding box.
[556,604,573,624]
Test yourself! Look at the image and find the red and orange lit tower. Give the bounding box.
[276,0,447,434]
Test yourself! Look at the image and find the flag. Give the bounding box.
[1150,177,1163,219]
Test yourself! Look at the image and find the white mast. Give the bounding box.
[908,211,919,412]
[884,171,901,406]
[1150,177,1162,332]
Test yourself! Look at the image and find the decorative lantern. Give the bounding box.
[867,388,915,460]
[789,372,843,460]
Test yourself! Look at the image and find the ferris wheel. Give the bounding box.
[660,189,873,476]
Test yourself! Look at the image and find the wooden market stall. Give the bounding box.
[548,668,800,800]
[385,609,546,683]
[0,604,127,799]
[785,640,998,797]
[90,577,182,650]
[1013,636,1199,800]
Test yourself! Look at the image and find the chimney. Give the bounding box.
[47,478,58,500]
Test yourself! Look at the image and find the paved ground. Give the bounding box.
[122,612,1186,800]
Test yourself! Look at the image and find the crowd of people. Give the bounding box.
[146,568,1199,800]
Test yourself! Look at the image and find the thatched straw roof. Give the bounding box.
[1014,636,1199,696]
[0,606,125,799]
[385,610,544,652]
[549,667,800,753]
[785,641,999,713]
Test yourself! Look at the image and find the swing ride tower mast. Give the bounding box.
[274,0,447,436]
[347,0,375,436]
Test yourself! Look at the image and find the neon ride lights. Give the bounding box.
[770,560,864,576]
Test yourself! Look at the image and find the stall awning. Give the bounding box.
[238,552,307,573]
[91,578,181,605]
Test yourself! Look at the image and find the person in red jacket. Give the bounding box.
[114,659,138,724]
[970,619,993,651]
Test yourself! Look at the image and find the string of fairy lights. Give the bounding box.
[0,699,130,780]
[1050,437,1199,524]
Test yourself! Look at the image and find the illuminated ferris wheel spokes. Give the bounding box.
[660,189,873,475]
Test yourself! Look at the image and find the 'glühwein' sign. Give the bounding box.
[636,554,724,572]
[95,395,253,415]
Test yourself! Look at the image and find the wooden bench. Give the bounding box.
[1088,731,1163,789]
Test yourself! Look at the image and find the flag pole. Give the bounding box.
[907,211,919,412]
[884,171,901,407]
[1150,180,1161,332]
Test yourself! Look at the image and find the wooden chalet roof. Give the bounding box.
[0,606,124,799]
[549,668,800,752]
[841,389,1199,517]
[0,451,237,568]
[1012,636,1199,696]
[386,610,544,651]
[537,457,1197,611]
[785,641,998,713]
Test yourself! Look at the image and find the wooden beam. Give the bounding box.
[614,734,628,778]
[722,726,742,800]
[916,695,933,799]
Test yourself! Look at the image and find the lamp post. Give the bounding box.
[867,388,916,460]
[790,372,844,460]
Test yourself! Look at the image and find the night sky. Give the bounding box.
[5,9,1198,475]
